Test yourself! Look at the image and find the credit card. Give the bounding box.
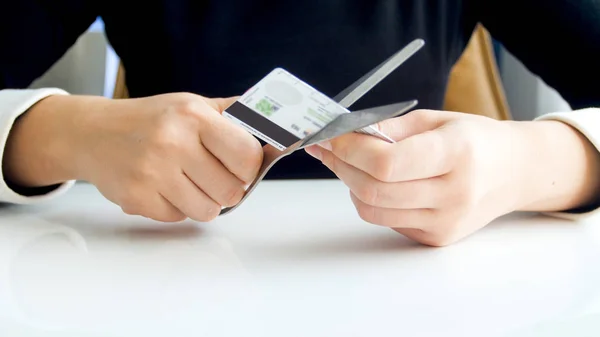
[223,68,393,151]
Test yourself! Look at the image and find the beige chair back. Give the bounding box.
[444,24,512,120]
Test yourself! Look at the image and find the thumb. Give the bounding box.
[204,96,240,113]
[375,109,456,142]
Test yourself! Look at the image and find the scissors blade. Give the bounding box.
[299,100,417,149]
[333,39,425,109]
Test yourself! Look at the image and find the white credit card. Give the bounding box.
[223,68,393,151]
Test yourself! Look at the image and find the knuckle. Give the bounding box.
[356,201,379,225]
[323,151,337,171]
[446,180,478,210]
[332,141,350,162]
[411,109,438,125]
[150,122,182,152]
[157,211,187,223]
[130,160,158,184]
[120,197,143,217]
[143,119,185,160]
[245,141,264,167]
[426,132,446,162]
[121,205,137,216]
[118,189,187,223]
[455,189,477,210]
[188,199,221,222]
[459,136,475,160]
[373,119,395,137]
[420,233,455,247]
[237,140,263,180]
[148,99,205,151]
[354,182,380,206]
[455,127,479,164]
[422,215,462,247]
[198,202,221,222]
[370,150,395,182]
[356,204,372,223]
[173,95,205,117]
[411,109,428,119]
[176,92,199,101]
[223,185,245,207]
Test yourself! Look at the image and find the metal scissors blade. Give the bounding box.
[219,39,425,216]
[298,100,417,149]
[333,39,425,109]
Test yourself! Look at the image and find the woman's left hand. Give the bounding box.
[305,109,600,246]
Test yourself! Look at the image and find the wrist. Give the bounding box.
[3,94,112,188]
[510,119,600,212]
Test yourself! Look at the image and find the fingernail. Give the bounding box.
[305,146,322,160]
[318,141,332,151]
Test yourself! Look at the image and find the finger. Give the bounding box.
[121,193,186,223]
[198,100,264,184]
[183,144,246,207]
[374,109,457,142]
[350,192,436,229]
[204,96,239,113]
[392,228,444,247]
[318,148,445,208]
[326,128,454,182]
[161,172,221,222]
[315,109,453,155]
[392,227,464,247]
[386,130,455,181]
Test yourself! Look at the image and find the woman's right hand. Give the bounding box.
[3,93,263,222]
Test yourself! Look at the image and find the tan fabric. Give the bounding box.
[444,24,512,120]
[113,24,512,121]
[112,62,129,99]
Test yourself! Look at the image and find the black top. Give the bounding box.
[2,0,600,179]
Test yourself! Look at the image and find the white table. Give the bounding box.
[1,181,600,337]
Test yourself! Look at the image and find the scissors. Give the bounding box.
[219,38,425,216]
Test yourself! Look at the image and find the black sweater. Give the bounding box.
[2,0,599,179]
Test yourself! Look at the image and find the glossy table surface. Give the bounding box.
[1,181,600,337]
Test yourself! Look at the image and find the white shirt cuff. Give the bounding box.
[0,88,76,204]
[535,107,600,220]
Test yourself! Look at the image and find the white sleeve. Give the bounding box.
[0,88,75,204]
[535,107,600,220]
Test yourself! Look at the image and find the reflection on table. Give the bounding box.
[1,181,600,336]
